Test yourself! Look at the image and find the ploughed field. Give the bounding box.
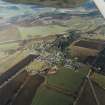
[0,53,45,105]
[76,80,97,105]
[11,74,44,105]
[74,40,105,50]
[0,70,44,105]
[0,54,38,85]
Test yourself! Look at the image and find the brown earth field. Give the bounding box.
[76,80,97,105]
[74,40,105,50]
[92,81,105,105]
[69,39,105,61]
[70,45,99,61]
[0,70,28,105]
[10,74,44,105]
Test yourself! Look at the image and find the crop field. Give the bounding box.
[76,80,97,105]
[93,73,105,88]
[47,67,88,93]
[66,17,98,31]
[11,75,44,105]
[0,43,19,51]
[32,85,74,105]
[32,66,89,105]
[0,26,21,42]
[88,34,105,40]
[0,70,28,105]
[92,81,105,105]
[18,25,68,39]
[74,40,104,50]
[0,50,28,74]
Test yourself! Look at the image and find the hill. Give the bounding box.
[5,0,85,8]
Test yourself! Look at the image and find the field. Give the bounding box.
[0,43,19,51]
[47,67,88,93]
[92,81,105,105]
[88,35,105,40]
[6,0,85,8]
[32,66,89,105]
[11,75,44,105]
[93,73,105,88]
[0,42,20,61]
[18,25,68,39]
[74,40,104,50]
[0,26,21,42]
[66,17,98,32]
[32,85,74,105]
[76,80,97,105]
[0,50,28,74]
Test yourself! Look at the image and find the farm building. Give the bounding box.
[70,39,105,61]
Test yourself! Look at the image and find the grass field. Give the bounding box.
[0,50,28,74]
[32,85,74,105]
[32,66,89,105]
[0,43,19,51]
[47,67,88,93]
[18,25,68,39]
[93,73,105,88]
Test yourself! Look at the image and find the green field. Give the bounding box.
[32,66,89,105]
[0,50,28,74]
[18,25,68,39]
[94,73,105,88]
[0,43,19,51]
[32,85,74,105]
[47,67,88,93]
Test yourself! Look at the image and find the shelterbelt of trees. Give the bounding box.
[5,0,85,8]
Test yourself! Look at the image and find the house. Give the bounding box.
[47,65,58,75]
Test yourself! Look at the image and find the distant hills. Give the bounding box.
[5,0,85,8]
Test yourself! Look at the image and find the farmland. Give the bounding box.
[32,85,74,105]
[0,43,19,51]
[5,0,85,8]
[32,66,89,105]
[18,25,68,39]
[47,67,88,93]
[76,80,97,105]
[0,50,28,74]
[0,25,21,42]
[74,40,105,50]
[93,73,105,88]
